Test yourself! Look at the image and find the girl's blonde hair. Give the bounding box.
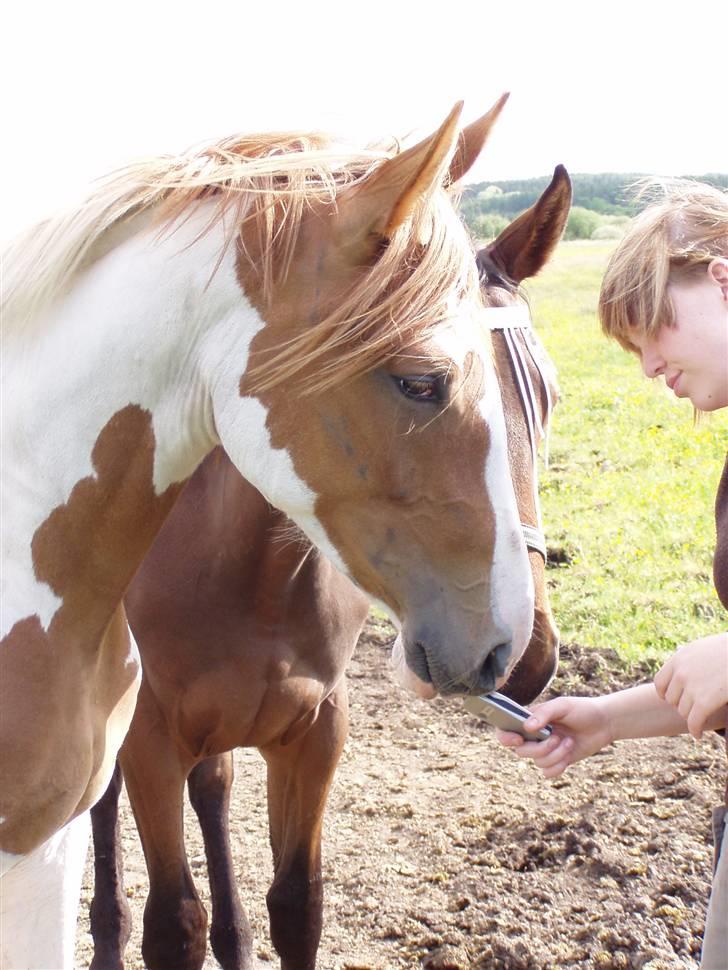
[599,178,728,351]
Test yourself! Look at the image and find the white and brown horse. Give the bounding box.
[1,97,543,967]
[88,167,572,970]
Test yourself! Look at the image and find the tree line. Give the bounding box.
[460,172,728,241]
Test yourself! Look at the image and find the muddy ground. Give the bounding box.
[76,615,726,969]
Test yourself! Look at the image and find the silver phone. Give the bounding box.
[464,691,552,742]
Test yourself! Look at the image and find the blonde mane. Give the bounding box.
[2,130,482,393]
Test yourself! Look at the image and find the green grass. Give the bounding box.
[523,241,728,667]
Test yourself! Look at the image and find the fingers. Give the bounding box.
[494,729,525,748]
[498,729,575,777]
[529,734,575,773]
[541,757,574,779]
[663,677,685,711]
[653,659,671,699]
[686,701,708,740]
[654,654,687,710]
[677,690,694,724]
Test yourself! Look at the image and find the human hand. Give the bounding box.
[653,633,728,739]
[495,695,613,778]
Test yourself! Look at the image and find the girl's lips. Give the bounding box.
[666,372,683,395]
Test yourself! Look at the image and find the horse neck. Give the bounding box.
[1,206,260,638]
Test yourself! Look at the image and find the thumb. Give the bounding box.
[523,696,573,730]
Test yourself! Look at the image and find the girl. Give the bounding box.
[497,179,728,969]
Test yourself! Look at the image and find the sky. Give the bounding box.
[1,0,725,240]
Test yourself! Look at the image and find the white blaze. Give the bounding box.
[433,308,534,671]
[479,354,535,667]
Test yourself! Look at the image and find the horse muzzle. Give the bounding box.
[390,629,516,698]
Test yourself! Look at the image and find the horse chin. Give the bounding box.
[493,669,513,694]
[390,634,438,700]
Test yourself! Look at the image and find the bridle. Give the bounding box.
[483,304,553,562]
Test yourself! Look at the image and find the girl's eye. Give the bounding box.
[395,375,444,403]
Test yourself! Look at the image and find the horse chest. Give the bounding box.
[0,604,141,856]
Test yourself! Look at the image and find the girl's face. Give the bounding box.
[631,258,728,412]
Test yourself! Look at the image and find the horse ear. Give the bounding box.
[338,101,463,249]
[480,165,572,284]
[447,93,510,185]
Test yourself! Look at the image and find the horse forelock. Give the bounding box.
[241,189,484,396]
[2,131,481,391]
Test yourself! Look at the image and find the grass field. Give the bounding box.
[525,241,728,668]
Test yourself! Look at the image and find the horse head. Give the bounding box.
[215,99,538,697]
[477,164,572,703]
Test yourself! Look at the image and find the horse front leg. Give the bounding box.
[261,680,349,970]
[187,752,254,970]
[119,682,208,970]
[0,811,89,970]
[89,761,132,970]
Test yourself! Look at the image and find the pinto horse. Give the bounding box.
[0,96,547,968]
[88,166,572,970]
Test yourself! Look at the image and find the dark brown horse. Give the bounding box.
[89,166,572,970]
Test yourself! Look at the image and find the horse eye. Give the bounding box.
[395,375,443,403]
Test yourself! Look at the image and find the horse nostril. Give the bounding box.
[492,641,512,677]
[410,641,433,684]
[476,641,512,693]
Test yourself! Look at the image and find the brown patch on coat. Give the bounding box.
[0,405,184,855]
[123,448,369,758]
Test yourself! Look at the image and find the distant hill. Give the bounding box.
[460,172,728,241]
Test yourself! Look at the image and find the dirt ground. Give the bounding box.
[76,615,726,969]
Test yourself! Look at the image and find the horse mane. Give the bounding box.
[2,130,482,393]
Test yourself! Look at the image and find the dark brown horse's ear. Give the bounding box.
[447,93,510,185]
[336,102,463,252]
[481,165,572,285]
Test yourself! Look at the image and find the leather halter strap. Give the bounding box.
[484,304,551,562]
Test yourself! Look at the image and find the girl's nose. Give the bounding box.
[640,347,665,379]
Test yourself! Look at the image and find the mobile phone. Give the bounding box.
[464,691,553,742]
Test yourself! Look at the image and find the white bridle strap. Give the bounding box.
[481,305,532,329]
[483,305,551,561]
[520,523,548,561]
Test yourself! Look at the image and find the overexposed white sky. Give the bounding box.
[1,0,724,239]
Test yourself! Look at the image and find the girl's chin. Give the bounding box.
[689,390,728,412]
